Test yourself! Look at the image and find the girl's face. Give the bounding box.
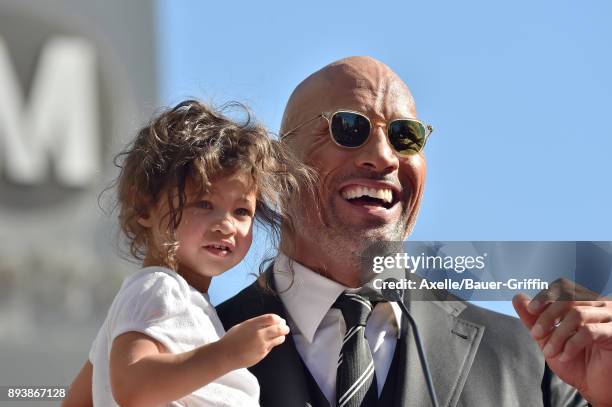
[141,172,257,292]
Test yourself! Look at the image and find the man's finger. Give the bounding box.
[528,278,601,315]
[527,281,564,314]
[541,307,611,359]
[513,293,538,329]
[530,301,571,339]
[558,322,612,362]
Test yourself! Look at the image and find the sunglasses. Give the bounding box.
[282,110,433,155]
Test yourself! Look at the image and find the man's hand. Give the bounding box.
[512,278,612,407]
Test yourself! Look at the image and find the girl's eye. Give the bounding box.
[234,207,253,217]
[195,200,212,209]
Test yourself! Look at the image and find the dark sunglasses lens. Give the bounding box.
[388,120,426,154]
[330,112,370,147]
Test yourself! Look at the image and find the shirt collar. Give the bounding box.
[273,252,402,342]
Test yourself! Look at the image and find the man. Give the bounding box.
[217,56,612,406]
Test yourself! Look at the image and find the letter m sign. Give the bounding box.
[0,36,100,187]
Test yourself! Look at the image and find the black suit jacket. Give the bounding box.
[217,268,587,407]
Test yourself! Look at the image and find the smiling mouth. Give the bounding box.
[340,185,398,209]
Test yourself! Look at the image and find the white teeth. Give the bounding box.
[341,186,393,204]
[211,244,229,251]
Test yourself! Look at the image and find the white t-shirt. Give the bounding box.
[89,266,260,406]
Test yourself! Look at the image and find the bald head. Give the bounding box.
[279,56,427,287]
[281,56,417,138]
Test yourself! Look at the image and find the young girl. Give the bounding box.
[62,100,313,406]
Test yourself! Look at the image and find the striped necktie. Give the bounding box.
[333,292,377,407]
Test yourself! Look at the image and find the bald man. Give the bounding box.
[218,57,612,407]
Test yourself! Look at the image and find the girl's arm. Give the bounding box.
[110,313,288,407]
[61,360,93,407]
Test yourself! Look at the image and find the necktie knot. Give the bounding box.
[333,292,373,328]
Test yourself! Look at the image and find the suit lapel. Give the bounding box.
[396,292,484,407]
[240,266,484,407]
[247,268,323,407]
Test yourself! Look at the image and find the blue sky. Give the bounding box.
[155,0,612,315]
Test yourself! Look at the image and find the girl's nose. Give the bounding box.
[212,215,236,235]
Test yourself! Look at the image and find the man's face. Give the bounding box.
[291,83,426,251]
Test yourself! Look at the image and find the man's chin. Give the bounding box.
[329,205,408,242]
[332,222,406,246]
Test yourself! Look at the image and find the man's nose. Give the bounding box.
[354,126,399,174]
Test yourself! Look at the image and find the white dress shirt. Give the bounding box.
[273,253,402,406]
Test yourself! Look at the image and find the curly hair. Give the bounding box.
[111,99,316,271]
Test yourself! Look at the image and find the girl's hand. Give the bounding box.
[219,313,290,369]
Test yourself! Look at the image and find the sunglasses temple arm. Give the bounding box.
[281,114,324,138]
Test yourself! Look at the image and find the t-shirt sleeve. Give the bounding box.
[108,270,195,352]
[88,329,98,363]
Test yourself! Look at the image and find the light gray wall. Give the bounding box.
[0,0,157,401]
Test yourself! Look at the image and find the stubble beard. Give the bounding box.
[294,190,411,284]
